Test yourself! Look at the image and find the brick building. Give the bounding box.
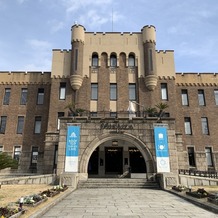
[0,24,217,180]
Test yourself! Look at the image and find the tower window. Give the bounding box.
[129,84,136,101]
[20,88,28,105]
[3,88,11,105]
[198,89,205,106]
[37,88,44,105]
[161,83,168,100]
[110,54,117,67]
[128,54,135,67]
[184,117,192,135]
[91,83,98,100]
[181,89,189,106]
[188,147,195,167]
[59,83,66,100]
[92,54,98,67]
[110,84,117,100]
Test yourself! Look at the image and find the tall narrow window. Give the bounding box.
[34,116,42,134]
[91,83,98,100]
[59,83,66,100]
[17,116,24,134]
[201,117,209,135]
[75,49,78,71]
[37,88,44,105]
[20,88,28,105]
[205,147,213,167]
[184,117,192,135]
[188,147,196,167]
[128,54,135,67]
[214,90,218,105]
[0,116,7,134]
[14,146,21,161]
[110,54,117,67]
[198,89,205,106]
[181,89,189,106]
[31,147,38,165]
[149,49,153,71]
[161,83,168,100]
[110,84,117,100]
[57,112,64,130]
[92,54,98,67]
[0,145,3,153]
[129,84,136,101]
[3,88,11,105]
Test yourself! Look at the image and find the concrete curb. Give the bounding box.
[29,188,76,218]
[166,189,218,214]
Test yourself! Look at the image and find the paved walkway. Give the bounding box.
[42,188,218,218]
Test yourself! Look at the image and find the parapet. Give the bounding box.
[141,25,156,44]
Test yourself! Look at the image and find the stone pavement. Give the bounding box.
[39,188,218,218]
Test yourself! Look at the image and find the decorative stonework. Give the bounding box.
[70,74,83,90]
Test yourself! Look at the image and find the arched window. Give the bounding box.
[92,54,98,67]
[110,54,117,67]
[128,54,135,67]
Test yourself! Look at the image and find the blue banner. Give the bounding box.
[66,126,80,157]
[154,126,170,172]
[154,127,169,157]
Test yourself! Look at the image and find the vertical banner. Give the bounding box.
[65,125,80,172]
[154,127,170,172]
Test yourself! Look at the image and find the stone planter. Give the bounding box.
[186,191,208,199]
[24,197,48,207]
[208,195,218,205]
[9,210,25,218]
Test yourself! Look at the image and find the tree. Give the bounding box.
[65,103,86,117]
[0,152,19,170]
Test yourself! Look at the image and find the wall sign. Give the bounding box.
[154,126,170,173]
[65,125,80,172]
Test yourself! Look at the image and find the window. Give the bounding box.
[110,54,117,67]
[57,112,64,130]
[128,54,135,67]
[188,147,196,167]
[184,117,192,135]
[34,116,42,134]
[59,83,66,100]
[91,83,98,100]
[3,88,11,105]
[0,146,3,153]
[37,88,44,105]
[74,49,78,71]
[31,147,38,165]
[0,116,7,134]
[90,112,97,117]
[214,90,218,105]
[161,83,168,100]
[198,89,205,106]
[110,112,117,118]
[110,84,117,100]
[92,54,98,67]
[17,116,24,134]
[149,49,153,71]
[14,146,21,161]
[205,147,213,167]
[129,84,136,101]
[201,117,209,135]
[20,88,28,105]
[181,89,189,106]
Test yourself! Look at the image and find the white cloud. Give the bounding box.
[16,0,28,4]
[26,39,52,51]
[48,20,65,33]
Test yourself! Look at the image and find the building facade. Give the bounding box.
[0,24,218,180]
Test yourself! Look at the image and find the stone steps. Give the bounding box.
[77,178,160,189]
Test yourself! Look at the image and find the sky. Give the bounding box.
[0,0,218,73]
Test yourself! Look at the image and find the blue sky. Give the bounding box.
[0,0,218,73]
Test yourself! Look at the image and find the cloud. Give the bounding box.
[48,20,65,33]
[26,39,52,51]
[16,0,28,4]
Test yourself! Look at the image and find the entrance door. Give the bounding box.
[88,148,99,175]
[129,147,147,173]
[105,147,123,175]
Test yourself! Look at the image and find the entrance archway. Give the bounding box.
[79,132,155,177]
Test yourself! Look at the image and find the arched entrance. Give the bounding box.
[79,133,155,178]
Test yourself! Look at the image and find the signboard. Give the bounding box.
[154,126,170,172]
[65,125,80,172]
